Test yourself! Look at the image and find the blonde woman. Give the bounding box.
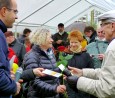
[23,27,66,98]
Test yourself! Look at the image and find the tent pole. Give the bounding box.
[16,0,54,26]
[14,25,18,38]
[64,5,93,25]
[42,0,81,25]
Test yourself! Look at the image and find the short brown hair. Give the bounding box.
[0,0,12,9]
[84,26,95,33]
[5,31,14,37]
[23,28,31,35]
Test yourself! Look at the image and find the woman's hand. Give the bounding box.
[56,85,66,93]
[33,68,45,77]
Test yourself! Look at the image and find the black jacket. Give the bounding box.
[23,45,61,98]
[67,51,94,98]
[89,31,97,43]
[21,69,35,83]
[52,32,68,49]
[68,52,94,69]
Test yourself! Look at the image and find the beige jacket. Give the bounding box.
[77,39,115,98]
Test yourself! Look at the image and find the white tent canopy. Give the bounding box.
[12,0,115,33]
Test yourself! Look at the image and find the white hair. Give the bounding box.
[29,27,50,45]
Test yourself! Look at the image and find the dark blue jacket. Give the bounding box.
[23,45,61,98]
[0,20,17,97]
[67,52,94,98]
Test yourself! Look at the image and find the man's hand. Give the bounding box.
[10,70,15,80]
[33,68,45,77]
[67,76,78,91]
[56,85,66,93]
[68,66,83,77]
[98,54,105,60]
[56,40,62,44]
[15,82,21,95]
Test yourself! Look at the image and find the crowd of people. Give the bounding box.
[0,0,115,98]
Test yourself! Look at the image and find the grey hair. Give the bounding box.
[0,0,12,9]
[29,27,50,46]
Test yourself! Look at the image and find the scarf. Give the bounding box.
[70,45,82,53]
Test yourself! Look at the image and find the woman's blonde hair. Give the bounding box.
[29,27,50,45]
[68,30,84,42]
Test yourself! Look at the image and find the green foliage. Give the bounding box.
[57,52,73,67]
[65,55,73,60]
[61,60,68,66]
[59,52,65,60]
[57,52,73,98]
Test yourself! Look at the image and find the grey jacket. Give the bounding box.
[86,39,108,68]
[9,39,26,66]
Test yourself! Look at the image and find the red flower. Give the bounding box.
[58,46,66,52]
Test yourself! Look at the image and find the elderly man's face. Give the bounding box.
[97,28,105,40]
[101,22,115,42]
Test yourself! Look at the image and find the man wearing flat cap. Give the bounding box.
[66,10,115,98]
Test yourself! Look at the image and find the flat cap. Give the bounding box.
[98,10,115,22]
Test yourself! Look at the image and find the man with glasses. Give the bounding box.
[0,1,46,98]
[0,0,20,97]
[66,10,115,98]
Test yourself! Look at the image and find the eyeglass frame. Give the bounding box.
[97,31,105,34]
[100,22,112,27]
[6,7,18,14]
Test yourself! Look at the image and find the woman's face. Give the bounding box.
[84,30,93,38]
[45,33,53,49]
[70,39,81,51]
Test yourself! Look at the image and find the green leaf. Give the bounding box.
[61,60,68,67]
[59,52,65,60]
[56,61,62,66]
[65,55,73,60]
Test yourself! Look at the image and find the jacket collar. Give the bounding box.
[58,31,66,36]
[0,20,7,33]
[9,39,16,47]
[95,37,108,43]
[32,45,51,57]
[32,45,43,53]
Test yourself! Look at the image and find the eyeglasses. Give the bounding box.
[6,8,18,14]
[100,22,111,27]
[98,31,105,34]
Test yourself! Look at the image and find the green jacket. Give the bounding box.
[86,39,108,68]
